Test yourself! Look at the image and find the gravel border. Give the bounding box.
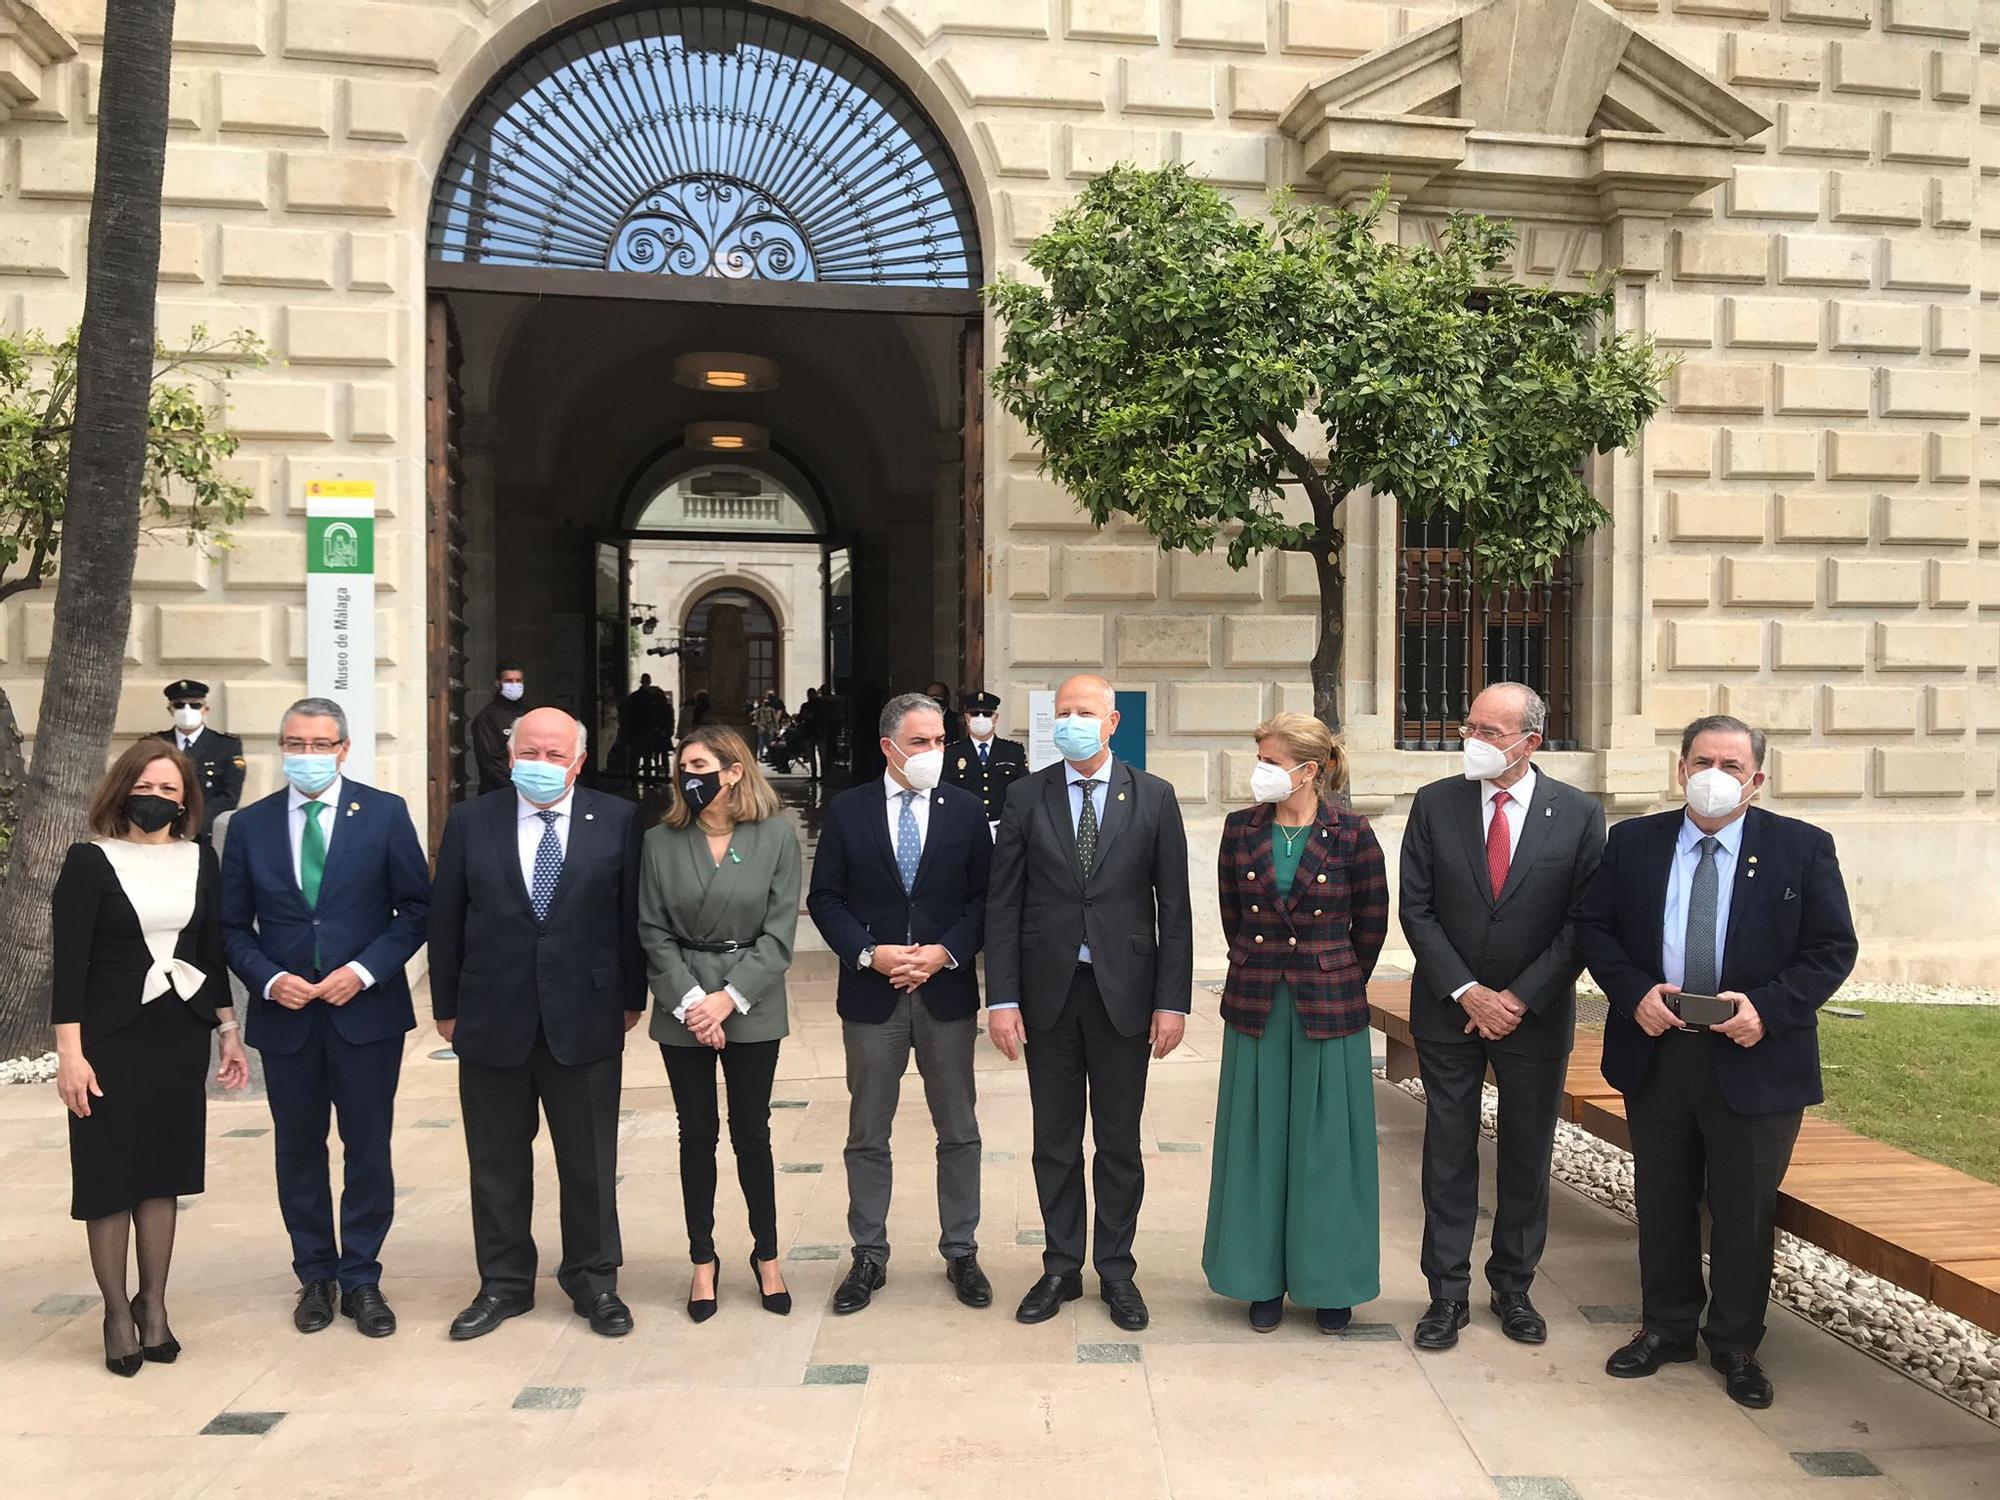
[1383,1069,2000,1425]
[0,1052,56,1086]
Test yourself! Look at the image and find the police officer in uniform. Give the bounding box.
[156,678,245,836]
[944,691,1027,837]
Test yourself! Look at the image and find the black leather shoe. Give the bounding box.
[572,1291,633,1338]
[1605,1330,1697,1379]
[131,1295,180,1363]
[340,1284,397,1339]
[103,1311,142,1378]
[833,1256,886,1315]
[1015,1271,1083,1324]
[294,1279,339,1334]
[1414,1298,1470,1351]
[687,1260,718,1324]
[448,1292,533,1341]
[1712,1350,1774,1408]
[1100,1278,1150,1331]
[1316,1306,1353,1335]
[946,1253,992,1308]
[1249,1297,1283,1333]
[1490,1291,1547,1345]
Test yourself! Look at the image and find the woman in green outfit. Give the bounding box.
[1203,711,1390,1332]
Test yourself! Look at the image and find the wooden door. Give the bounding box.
[424,294,469,850]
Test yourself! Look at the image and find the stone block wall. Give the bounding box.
[0,0,1993,978]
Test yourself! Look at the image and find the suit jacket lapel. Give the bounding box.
[1041,770,1085,892]
[911,789,952,891]
[1493,775,1559,908]
[315,787,360,903]
[693,816,750,933]
[537,789,595,925]
[1084,761,1133,880]
[1453,778,1496,908]
[871,783,907,889]
[1282,802,1337,910]
[491,793,536,919]
[1721,805,1763,957]
[1642,812,1678,973]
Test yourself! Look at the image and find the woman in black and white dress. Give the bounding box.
[52,739,248,1375]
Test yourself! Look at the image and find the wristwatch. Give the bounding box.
[857,946,876,972]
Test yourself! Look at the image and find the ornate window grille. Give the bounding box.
[429,2,980,288]
[1395,508,1577,750]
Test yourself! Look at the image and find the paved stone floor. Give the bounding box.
[3,968,1996,1499]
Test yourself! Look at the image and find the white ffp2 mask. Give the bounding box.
[967,715,994,738]
[1461,735,1525,781]
[1685,766,1753,819]
[1250,761,1304,804]
[899,748,945,792]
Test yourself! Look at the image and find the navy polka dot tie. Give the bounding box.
[531,809,562,921]
[895,789,921,894]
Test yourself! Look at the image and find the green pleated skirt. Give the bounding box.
[1202,982,1381,1309]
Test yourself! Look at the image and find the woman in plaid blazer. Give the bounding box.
[1202,712,1389,1333]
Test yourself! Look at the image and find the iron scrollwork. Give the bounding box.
[609,176,816,280]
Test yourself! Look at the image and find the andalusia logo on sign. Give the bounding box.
[307,516,374,573]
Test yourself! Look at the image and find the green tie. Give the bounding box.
[301,800,328,910]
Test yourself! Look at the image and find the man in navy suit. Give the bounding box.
[808,692,993,1314]
[428,707,647,1342]
[222,697,430,1338]
[1577,715,1857,1410]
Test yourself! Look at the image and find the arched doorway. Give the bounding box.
[424,2,987,838]
[680,585,781,721]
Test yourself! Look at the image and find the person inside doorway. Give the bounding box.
[926,681,964,746]
[945,691,1027,841]
[470,663,528,796]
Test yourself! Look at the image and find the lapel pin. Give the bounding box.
[1747,855,1757,864]
[1117,791,1126,801]
[1544,807,1553,818]
[1748,869,1757,879]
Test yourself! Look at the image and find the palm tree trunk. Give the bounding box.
[0,0,177,1061]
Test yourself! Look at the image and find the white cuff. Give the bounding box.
[725,983,750,1014]
[942,949,960,971]
[675,983,752,1022]
[263,973,280,1001]
[347,962,375,990]
[987,1000,1019,1010]
[673,984,703,1023]
[1451,981,1475,1000]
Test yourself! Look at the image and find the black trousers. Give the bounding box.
[1025,966,1151,1280]
[661,1039,780,1263]
[1629,1032,1801,1356]
[1415,1035,1566,1302]
[456,1036,623,1302]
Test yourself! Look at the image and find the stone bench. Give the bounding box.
[1367,979,2000,1336]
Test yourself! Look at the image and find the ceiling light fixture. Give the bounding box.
[672,352,779,393]
[686,421,770,453]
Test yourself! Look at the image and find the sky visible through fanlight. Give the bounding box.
[430,14,977,287]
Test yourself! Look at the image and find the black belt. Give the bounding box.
[681,938,746,953]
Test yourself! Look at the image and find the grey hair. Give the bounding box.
[1680,714,1767,769]
[280,697,349,742]
[879,691,942,740]
[1480,681,1548,737]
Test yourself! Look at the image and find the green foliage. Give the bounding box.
[0,325,263,601]
[985,163,1671,587]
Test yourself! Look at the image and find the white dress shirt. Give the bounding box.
[177,724,205,755]
[990,756,1114,1013]
[1451,766,1538,1001]
[1661,811,1744,992]
[883,769,934,852]
[266,775,373,997]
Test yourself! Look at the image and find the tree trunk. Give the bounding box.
[1308,533,1345,736]
[0,0,176,1061]
[0,688,26,858]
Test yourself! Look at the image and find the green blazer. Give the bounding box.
[639,815,801,1047]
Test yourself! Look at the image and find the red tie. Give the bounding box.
[1486,789,1511,900]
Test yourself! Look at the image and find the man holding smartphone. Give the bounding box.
[1576,715,1857,1410]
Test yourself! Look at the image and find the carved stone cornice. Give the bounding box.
[0,0,77,124]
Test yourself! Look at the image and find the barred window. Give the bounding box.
[1395,508,1577,750]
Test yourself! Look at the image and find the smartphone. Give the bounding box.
[1671,992,1737,1028]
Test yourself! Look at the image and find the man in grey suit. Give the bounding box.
[1398,682,1606,1351]
[987,673,1193,1332]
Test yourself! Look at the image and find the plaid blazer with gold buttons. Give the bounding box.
[1217,801,1388,1040]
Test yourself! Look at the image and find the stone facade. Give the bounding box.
[0,0,1995,979]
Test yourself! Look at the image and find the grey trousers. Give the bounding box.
[842,999,981,1265]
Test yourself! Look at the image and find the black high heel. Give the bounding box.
[103,1310,142,1378]
[749,1251,791,1316]
[132,1295,180,1363]
[686,1260,719,1324]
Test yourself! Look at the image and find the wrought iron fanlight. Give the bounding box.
[428,2,980,288]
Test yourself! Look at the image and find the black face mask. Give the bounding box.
[680,770,723,814]
[124,794,182,834]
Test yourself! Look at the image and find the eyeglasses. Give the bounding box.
[170,701,204,711]
[280,739,344,755]
[1458,722,1525,744]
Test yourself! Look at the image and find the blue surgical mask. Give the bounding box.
[283,754,339,797]
[511,758,571,805]
[1052,713,1105,763]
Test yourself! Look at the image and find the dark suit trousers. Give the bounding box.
[1026,966,1150,1280]
[1415,1035,1565,1302]
[660,1039,781,1264]
[457,1034,623,1302]
[1629,1033,1801,1356]
[259,1002,403,1290]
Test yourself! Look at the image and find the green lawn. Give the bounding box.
[1814,1002,2000,1185]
